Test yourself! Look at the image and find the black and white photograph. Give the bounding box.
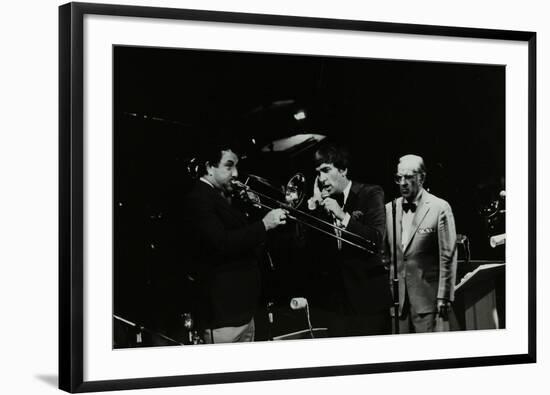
[3,0,547,394]
[54,2,537,393]
[113,45,506,347]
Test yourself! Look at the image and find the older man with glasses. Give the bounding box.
[385,154,458,333]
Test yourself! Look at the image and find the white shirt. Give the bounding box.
[338,180,352,228]
[306,180,352,250]
[199,177,215,189]
[334,180,352,250]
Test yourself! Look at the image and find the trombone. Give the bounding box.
[231,174,377,254]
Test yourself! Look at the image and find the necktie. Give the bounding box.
[402,201,416,213]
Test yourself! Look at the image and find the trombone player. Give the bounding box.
[305,143,392,337]
[184,143,288,343]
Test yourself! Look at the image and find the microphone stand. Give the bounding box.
[263,246,276,341]
[267,301,274,341]
[391,199,400,334]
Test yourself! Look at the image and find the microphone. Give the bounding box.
[490,233,506,248]
[290,297,308,310]
[290,297,315,339]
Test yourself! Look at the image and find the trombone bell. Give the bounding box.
[284,173,306,208]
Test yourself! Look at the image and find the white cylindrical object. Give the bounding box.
[290,297,308,310]
[490,233,506,248]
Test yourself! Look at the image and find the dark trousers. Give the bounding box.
[313,299,391,338]
[331,310,392,337]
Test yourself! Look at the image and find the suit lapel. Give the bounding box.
[334,182,358,252]
[219,194,248,224]
[345,182,360,211]
[200,181,247,224]
[403,191,431,253]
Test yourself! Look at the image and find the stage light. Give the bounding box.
[293,110,306,121]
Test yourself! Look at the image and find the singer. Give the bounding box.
[183,142,288,343]
[304,143,392,337]
[385,154,458,333]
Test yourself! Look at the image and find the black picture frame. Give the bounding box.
[59,2,536,393]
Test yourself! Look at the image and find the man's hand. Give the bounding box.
[321,198,346,221]
[246,191,261,206]
[308,176,323,210]
[437,299,451,319]
[262,208,288,231]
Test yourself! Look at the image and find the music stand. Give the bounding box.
[453,263,505,330]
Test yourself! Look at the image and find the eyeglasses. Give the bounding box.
[394,173,418,184]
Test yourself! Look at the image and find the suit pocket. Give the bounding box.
[413,231,437,252]
[418,227,436,234]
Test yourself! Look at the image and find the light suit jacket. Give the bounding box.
[385,190,458,314]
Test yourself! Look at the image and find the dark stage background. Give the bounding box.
[113,46,505,345]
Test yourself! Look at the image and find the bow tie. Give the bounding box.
[402,201,417,213]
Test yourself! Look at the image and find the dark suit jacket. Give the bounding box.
[184,181,267,328]
[385,190,458,314]
[308,181,392,316]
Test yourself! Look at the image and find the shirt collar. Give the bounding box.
[199,177,215,189]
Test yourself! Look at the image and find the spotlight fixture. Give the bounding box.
[293,110,306,121]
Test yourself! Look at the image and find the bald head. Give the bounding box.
[398,154,426,176]
[396,154,426,201]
